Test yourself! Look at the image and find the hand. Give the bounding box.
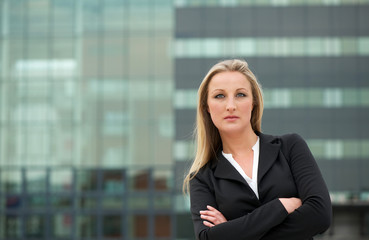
[200,205,227,227]
[279,197,302,214]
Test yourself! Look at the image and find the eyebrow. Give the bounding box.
[210,88,249,94]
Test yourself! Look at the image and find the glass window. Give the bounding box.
[309,89,323,106]
[76,170,100,192]
[361,89,369,106]
[2,169,23,194]
[103,215,122,238]
[4,214,22,239]
[50,169,73,193]
[323,88,342,107]
[343,140,361,158]
[358,37,369,55]
[343,89,359,106]
[26,214,45,238]
[102,196,123,209]
[28,195,47,210]
[154,195,172,209]
[238,39,256,56]
[128,169,151,191]
[361,141,369,158]
[325,140,343,159]
[26,169,47,193]
[204,39,221,57]
[52,213,73,238]
[52,0,76,37]
[341,38,357,55]
[80,196,98,209]
[128,196,149,210]
[129,215,148,238]
[155,215,171,238]
[77,215,97,238]
[51,196,73,209]
[103,170,125,194]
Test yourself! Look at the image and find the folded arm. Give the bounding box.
[260,134,332,240]
[190,174,289,240]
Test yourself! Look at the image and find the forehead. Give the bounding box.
[208,71,251,90]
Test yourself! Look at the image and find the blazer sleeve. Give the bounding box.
[260,134,332,240]
[190,172,289,240]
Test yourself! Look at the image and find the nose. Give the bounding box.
[226,98,236,112]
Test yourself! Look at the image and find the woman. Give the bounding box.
[183,59,332,240]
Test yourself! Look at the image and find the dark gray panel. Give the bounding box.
[175,57,369,89]
[318,160,367,192]
[359,6,369,35]
[176,6,368,38]
[254,7,281,36]
[175,109,196,141]
[306,6,332,36]
[280,7,306,36]
[228,7,256,37]
[176,108,369,140]
[175,7,204,38]
[332,6,357,36]
[204,8,228,37]
[262,108,369,139]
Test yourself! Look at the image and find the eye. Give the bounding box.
[215,94,225,99]
[236,93,246,97]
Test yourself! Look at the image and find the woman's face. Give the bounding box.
[207,71,254,136]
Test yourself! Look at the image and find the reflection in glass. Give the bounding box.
[28,195,46,210]
[77,215,97,238]
[80,196,98,209]
[3,170,22,194]
[26,170,47,193]
[77,170,99,192]
[103,215,122,238]
[128,196,149,210]
[50,169,73,193]
[4,214,22,238]
[52,213,72,238]
[51,196,73,209]
[26,215,45,238]
[154,195,172,209]
[102,196,123,209]
[103,170,124,194]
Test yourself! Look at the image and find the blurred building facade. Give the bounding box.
[0,0,369,239]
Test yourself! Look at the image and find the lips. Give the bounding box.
[224,115,239,120]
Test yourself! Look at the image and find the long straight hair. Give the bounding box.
[183,59,264,193]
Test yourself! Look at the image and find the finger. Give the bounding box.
[200,210,219,218]
[203,221,214,228]
[200,214,216,222]
[207,205,218,211]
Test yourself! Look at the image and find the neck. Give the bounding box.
[221,127,258,156]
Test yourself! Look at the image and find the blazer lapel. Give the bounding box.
[213,153,247,185]
[257,132,281,183]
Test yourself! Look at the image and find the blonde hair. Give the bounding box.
[183,59,264,193]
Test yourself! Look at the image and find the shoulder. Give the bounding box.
[190,159,217,182]
[258,131,304,144]
[258,132,309,153]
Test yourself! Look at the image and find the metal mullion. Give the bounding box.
[20,167,26,240]
[45,167,51,239]
[97,168,103,239]
[171,165,176,240]
[148,168,154,240]
[72,167,77,240]
[122,168,127,240]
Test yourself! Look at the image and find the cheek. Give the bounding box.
[207,101,222,116]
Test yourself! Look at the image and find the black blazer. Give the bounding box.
[190,132,332,240]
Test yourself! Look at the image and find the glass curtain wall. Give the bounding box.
[0,0,175,239]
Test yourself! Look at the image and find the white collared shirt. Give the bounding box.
[222,137,260,199]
